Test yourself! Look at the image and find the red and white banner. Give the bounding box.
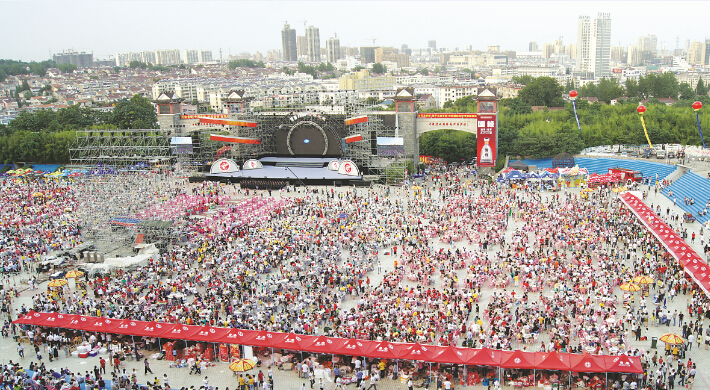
[344,116,368,126]
[344,134,363,143]
[476,114,497,167]
[619,192,710,294]
[200,118,258,127]
[210,134,261,145]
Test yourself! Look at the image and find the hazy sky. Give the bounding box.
[3,1,710,62]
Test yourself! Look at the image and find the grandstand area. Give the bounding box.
[523,157,677,179]
[661,172,710,224]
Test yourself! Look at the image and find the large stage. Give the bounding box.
[204,157,363,185]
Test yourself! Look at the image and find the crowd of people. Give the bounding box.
[1,165,710,390]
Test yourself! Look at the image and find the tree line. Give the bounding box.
[0,95,157,164]
[0,59,77,82]
[420,73,710,164]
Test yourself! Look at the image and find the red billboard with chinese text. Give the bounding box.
[476,114,497,167]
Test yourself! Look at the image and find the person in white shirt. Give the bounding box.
[444,379,452,390]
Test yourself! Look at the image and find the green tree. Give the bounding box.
[109,95,158,129]
[419,68,429,76]
[500,97,532,115]
[518,77,565,107]
[697,77,708,96]
[679,83,697,100]
[511,75,535,86]
[596,78,625,103]
[371,63,387,74]
[625,78,639,98]
[419,129,477,163]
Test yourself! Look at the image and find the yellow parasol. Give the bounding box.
[619,282,641,292]
[659,333,684,345]
[65,270,84,278]
[47,279,68,288]
[634,275,654,285]
[229,358,256,372]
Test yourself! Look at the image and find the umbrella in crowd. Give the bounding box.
[634,275,655,285]
[229,359,256,372]
[47,279,68,288]
[659,333,684,345]
[65,270,84,278]
[619,282,641,292]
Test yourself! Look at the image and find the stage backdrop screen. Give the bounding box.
[170,137,193,155]
[376,137,405,157]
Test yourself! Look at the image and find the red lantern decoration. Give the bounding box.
[693,101,703,110]
[637,105,646,114]
[569,90,578,98]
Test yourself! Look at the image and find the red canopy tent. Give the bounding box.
[398,343,442,361]
[191,326,236,343]
[603,355,643,374]
[13,311,38,325]
[364,340,407,360]
[569,354,607,373]
[466,347,503,366]
[271,333,313,350]
[339,339,374,357]
[431,345,472,364]
[240,329,282,347]
[500,350,536,369]
[34,312,76,328]
[533,351,571,371]
[75,315,122,332]
[299,335,344,354]
[160,324,201,340]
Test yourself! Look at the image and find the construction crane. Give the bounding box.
[369,37,377,46]
[299,20,307,30]
[282,20,289,27]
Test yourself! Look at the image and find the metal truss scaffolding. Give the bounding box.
[69,129,173,167]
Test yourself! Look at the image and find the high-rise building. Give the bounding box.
[53,51,93,68]
[687,41,704,64]
[565,44,576,60]
[529,42,538,52]
[428,40,437,51]
[154,49,181,65]
[297,36,308,58]
[326,36,341,64]
[306,26,321,63]
[401,44,412,55]
[375,47,398,63]
[627,45,642,66]
[610,46,625,62]
[198,50,213,63]
[183,50,199,64]
[577,13,612,78]
[281,23,298,62]
[360,47,376,64]
[542,43,554,59]
[638,35,658,57]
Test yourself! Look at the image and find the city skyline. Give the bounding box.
[2,1,710,62]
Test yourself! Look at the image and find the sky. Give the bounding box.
[2,1,710,62]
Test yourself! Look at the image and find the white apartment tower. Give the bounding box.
[306,26,321,63]
[326,36,341,64]
[577,13,612,78]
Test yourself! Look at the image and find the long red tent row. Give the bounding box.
[619,192,710,295]
[13,311,642,373]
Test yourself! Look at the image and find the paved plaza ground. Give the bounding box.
[4,174,710,390]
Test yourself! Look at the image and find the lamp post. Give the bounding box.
[693,101,705,149]
[569,90,581,131]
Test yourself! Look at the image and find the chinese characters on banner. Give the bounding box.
[476,114,497,167]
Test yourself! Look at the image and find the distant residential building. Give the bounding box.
[577,13,612,78]
[360,47,376,64]
[610,46,625,62]
[338,70,396,90]
[154,49,181,65]
[281,23,298,62]
[306,26,321,63]
[638,35,658,57]
[543,43,554,59]
[687,40,710,65]
[627,45,642,66]
[375,47,398,63]
[297,36,308,58]
[326,36,341,64]
[428,40,437,51]
[53,51,93,68]
[183,50,199,64]
[487,45,501,53]
[529,42,538,52]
